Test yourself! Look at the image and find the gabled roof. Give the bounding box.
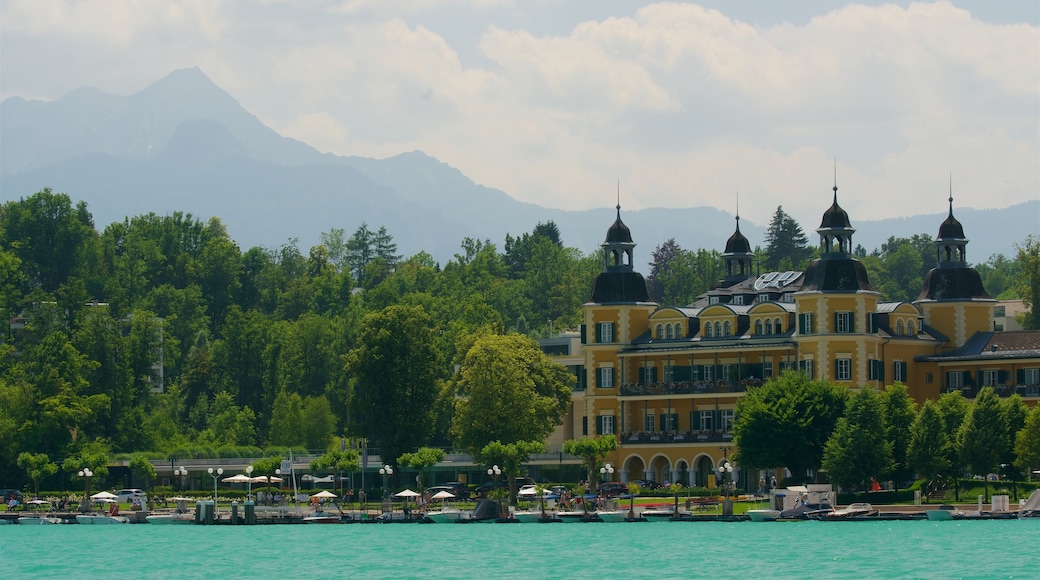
[915,330,1040,362]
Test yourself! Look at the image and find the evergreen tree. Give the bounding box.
[822,387,893,496]
[957,387,1007,502]
[763,206,811,271]
[907,401,950,488]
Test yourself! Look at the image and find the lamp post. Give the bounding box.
[599,463,615,485]
[270,468,281,505]
[78,468,93,510]
[716,446,734,516]
[207,467,223,508]
[245,465,254,502]
[487,464,502,518]
[174,467,187,492]
[379,464,393,514]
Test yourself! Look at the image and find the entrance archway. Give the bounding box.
[694,455,714,488]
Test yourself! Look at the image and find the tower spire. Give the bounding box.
[948,173,954,217]
[833,158,838,204]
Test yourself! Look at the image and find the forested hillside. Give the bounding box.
[0,188,1031,486]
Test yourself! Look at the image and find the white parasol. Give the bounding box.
[430,490,455,500]
[251,475,283,484]
[393,489,421,498]
[310,490,338,499]
[90,491,118,501]
[222,474,253,483]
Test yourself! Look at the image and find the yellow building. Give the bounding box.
[572,190,1039,489]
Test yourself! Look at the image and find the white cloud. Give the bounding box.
[1,1,1036,229]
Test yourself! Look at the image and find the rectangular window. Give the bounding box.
[800,313,814,335]
[644,413,655,432]
[598,322,614,343]
[582,416,588,436]
[948,371,964,389]
[720,410,735,432]
[703,365,714,382]
[699,410,714,432]
[800,359,814,379]
[836,311,854,333]
[981,370,998,386]
[709,296,720,305]
[763,361,773,378]
[925,372,933,384]
[722,364,733,382]
[599,415,615,435]
[836,358,852,381]
[662,413,679,431]
[598,367,614,389]
[733,295,744,305]
[994,306,1006,317]
[1025,368,1040,386]
[893,361,907,383]
[868,359,883,381]
[867,312,878,333]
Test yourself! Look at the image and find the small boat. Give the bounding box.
[815,503,878,520]
[17,516,64,525]
[640,506,687,521]
[556,509,597,523]
[747,509,781,522]
[147,497,194,524]
[926,504,965,521]
[1019,489,1040,518]
[304,510,346,524]
[593,509,627,523]
[77,499,129,524]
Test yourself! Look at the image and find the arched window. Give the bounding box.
[775,318,782,334]
[765,319,773,335]
[908,320,916,335]
[656,324,664,339]
[896,320,904,335]
[724,321,731,336]
[666,324,674,339]
[705,323,713,338]
[714,322,722,337]
[674,323,683,339]
[755,320,763,335]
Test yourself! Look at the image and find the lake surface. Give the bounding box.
[2,519,1036,578]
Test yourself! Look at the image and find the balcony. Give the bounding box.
[620,430,735,445]
[620,379,762,397]
[940,384,1040,399]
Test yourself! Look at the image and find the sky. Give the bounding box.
[2,0,1038,228]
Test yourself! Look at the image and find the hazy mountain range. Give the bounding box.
[1,67,1033,268]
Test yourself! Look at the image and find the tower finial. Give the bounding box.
[616,179,621,212]
[948,173,954,216]
[833,158,838,203]
[735,191,741,230]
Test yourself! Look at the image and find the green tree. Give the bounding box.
[881,383,918,488]
[733,371,848,482]
[957,387,1006,502]
[129,454,157,507]
[268,390,304,446]
[763,206,811,271]
[448,333,572,455]
[346,305,442,467]
[1014,405,1040,478]
[562,436,618,493]
[479,440,545,506]
[310,443,361,498]
[1012,236,1040,329]
[822,388,893,498]
[301,396,337,450]
[398,446,446,494]
[906,401,950,495]
[935,390,969,500]
[17,452,58,498]
[62,440,111,500]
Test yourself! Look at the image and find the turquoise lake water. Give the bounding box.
[2,519,1037,579]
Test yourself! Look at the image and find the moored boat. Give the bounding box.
[926,504,965,521]
[17,516,64,525]
[747,509,781,522]
[815,503,877,520]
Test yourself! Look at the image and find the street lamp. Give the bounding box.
[487,465,502,518]
[78,468,93,509]
[379,465,394,514]
[270,468,282,505]
[599,463,615,483]
[246,465,254,502]
[207,467,223,508]
[716,447,734,516]
[174,466,187,492]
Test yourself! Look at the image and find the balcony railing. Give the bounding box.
[620,431,734,445]
[942,384,1040,399]
[620,379,762,397]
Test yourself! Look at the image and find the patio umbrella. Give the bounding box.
[311,490,338,499]
[250,475,283,484]
[222,474,253,483]
[430,490,455,500]
[394,489,421,497]
[90,491,118,501]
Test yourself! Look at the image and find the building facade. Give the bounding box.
[570,190,1039,489]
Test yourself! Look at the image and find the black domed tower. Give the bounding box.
[915,194,992,347]
[721,214,755,285]
[588,204,651,303]
[799,184,875,293]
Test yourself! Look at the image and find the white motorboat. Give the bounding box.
[556,509,594,523]
[747,509,781,522]
[17,516,64,525]
[1020,489,1040,518]
[593,510,628,523]
[147,497,194,524]
[817,502,878,520]
[425,507,474,523]
[76,514,129,524]
[926,504,965,521]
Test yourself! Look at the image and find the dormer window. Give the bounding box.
[733,295,744,305]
